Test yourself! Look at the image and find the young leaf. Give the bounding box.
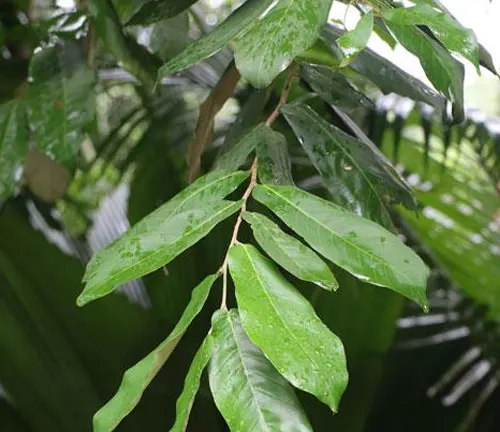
[232,0,334,88]
[158,0,277,82]
[126,0,198,26]
[228,244,348,411]
[0,100,29,199]
[93,274,218,432]
[78,171,248,305]
[321,25,446,111]
[382,4,480,72]
[242,212,338,291]
[256,127,295,185]
[26,42,95,167]
[209,309,313,431]
[337,12,373,67]
[281,103,414,229]
[253,185,429,309]
[383,20,465,121]
[170,334,213,432]
[302,64,374,112]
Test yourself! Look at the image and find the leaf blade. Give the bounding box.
[93,274,218,432]
[229,244,348,410]
[252,184,429,308]
[209,308,313,432]
[256,127,295,186]
[242,212,338,291]
[78,171,248,305]
[337,12,373,66]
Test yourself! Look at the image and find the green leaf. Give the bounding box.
[321,25,446,111]
[383,20,465,121]
[78,171,248,305]
[229,244,348,410]
[382,4,480,72]
[110,0,143,23]
[232,0,334,88]
[127,0,198,26]
[0,100,29,199]
[26,42,95,167]
[170,334,213,432]
[256,126,295,185]
[209,308,313,431]
[252,185,429,308]
[158,0,277,82]
[89,0,159,88]
[281,103,414,229]
[149,12,190,61]
[302,64,374,112]
[93,274,218,432]
[297,38,340,67]
[242,212,338,291]
[337,11,373,67]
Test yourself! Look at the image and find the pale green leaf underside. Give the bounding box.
[233,0,334,88]
[170,334,213,432]
[382,4,480,72]
[229,244,348,411]
[253,184,429,308]
[157,0,277,82]
[209,309,313,432]
[337,11,373,66]
[93,274,218,432]
[0,100,29,199]
[78,171,248,305]
[243,211,338,291]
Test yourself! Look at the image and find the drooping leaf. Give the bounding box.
[253,184,429,308]
[337,11,373,66]
[229,244,348,410]
[232,0,334,88]
[170,334,213,432]
[127,0,198,26]
[0,100,29,199]
[93,274,218,432]
[158,0,277,82]
[383,20,465,121]
[302,64,374,112]
[256,126,294,185]
[209,309,313,431]
[78,171,248,305]
[282,103,414,228]
[89,0,159,88]
[26,42,95,167]
[242,212,338,291]
[321,25,446,111]
[382,4,480,72]
[149,12,190,61]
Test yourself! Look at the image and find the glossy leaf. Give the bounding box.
[127,0,198,26]
[229,244,348,410]
[0,100,29,199]
[282,103,414,228]
[158,0,277,82]
[78,171,248,305]
[242,212,338,291]
[253,184,429,308]
[93,274,218,432]
[233,0,334,88]
[384,20,465,121]
[170,335,213,432]
[89,0,159,87]
[337,12,373,66]
[209,309,313,432]
[382,4,480,72]
[255,126,294,185]
[26,42,95,167]
[302,64,374,112]
[321,25,446,111]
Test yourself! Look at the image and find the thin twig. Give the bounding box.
[219,64,298,308]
